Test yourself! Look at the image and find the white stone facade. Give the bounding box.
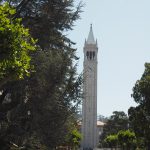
[81,25,98,149]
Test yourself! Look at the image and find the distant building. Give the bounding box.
[97,121,105,139]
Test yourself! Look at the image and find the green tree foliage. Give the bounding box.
[65,128,81,149]
[117,130,136,150]
[104,134,118,149]
[3,0,83,51]
[107,111,129,134]
[0,0,83,149]
[128,63,150,149]
[0,3,36,149]
[0,3,36,87]
[104,130,137,150]
[100,111,128,145]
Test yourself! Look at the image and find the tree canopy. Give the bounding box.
[117,130,136,149]
[103,130,137,150]
[101,111,128,138]
[0,2,36,87]
[104,134,118,148]
[99,111,129,147]
[0,0,83,149]
[128,63,150,149]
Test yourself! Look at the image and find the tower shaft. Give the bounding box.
[82,25,98,149]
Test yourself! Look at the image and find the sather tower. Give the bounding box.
[82,25,98,149]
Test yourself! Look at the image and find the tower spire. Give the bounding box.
[87,24,95,44]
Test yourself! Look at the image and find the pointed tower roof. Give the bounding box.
[87,24,96,44]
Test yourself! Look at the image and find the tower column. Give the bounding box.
[81,25,98,149]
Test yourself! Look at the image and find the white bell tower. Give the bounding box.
[82,25,98,149]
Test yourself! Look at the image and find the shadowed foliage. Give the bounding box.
[0,0,83,149]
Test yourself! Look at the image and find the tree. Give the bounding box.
[104,130,137,150]
[117,130,136,150]
[0,3,36,149]
[65,128,81,149]
[100,111,129,146]
[1,0,83,51]
[0,2,36,87]
[108,111,129,133]
[0,0,83,149]
[104,134,118,149]
[128,63,150,149]
[128,106,147,148]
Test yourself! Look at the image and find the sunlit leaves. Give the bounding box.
[0,3,36,82]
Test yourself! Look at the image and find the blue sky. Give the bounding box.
[69,0,150,117]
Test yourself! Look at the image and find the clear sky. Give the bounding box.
[69,0,150,117]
